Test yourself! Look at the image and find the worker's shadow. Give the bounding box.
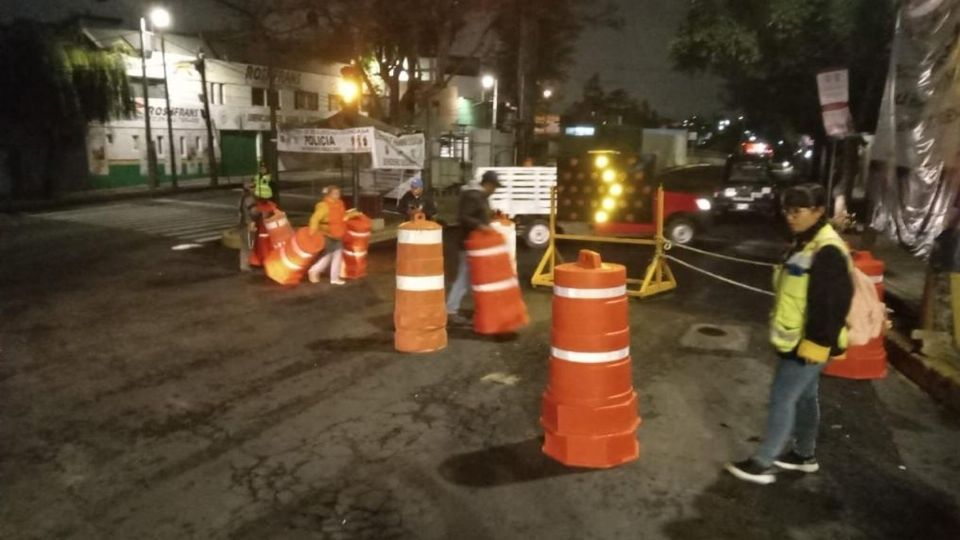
[438,437,588,488]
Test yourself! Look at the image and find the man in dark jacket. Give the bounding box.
[446,171,500,324]
[397,176,437,220]
[726,183,853,484]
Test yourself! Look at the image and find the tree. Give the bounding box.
[0,22,132,197]
[491,0,621,159]
[669,0,895,136]
[565,74,665,128]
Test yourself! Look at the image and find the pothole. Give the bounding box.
[697,325,728,337]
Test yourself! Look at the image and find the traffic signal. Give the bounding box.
[557,150,650,224]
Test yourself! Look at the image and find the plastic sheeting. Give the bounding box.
[870,0,960,257]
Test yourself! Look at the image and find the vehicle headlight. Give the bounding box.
[696,198,712,211]
[723,188,737,197]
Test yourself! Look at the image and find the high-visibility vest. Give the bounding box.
[253,173,273,199]
[770,223,851,358]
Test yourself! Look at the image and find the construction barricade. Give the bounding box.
[264,227,326,286]
[342,214,372,280]
[825,250,888,380]
[264,210,294,250]
[466,228,529,335]
[541,250,641,468]
[395,214,447,352]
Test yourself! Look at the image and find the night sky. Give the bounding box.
[1,0,723,120]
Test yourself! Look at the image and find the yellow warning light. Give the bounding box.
[609,183,624,196]
[602,197,615,210]
[594,154,610,169]
[601,169,616,183]
[594,210,609,223]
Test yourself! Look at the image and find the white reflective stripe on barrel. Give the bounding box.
[348,231,371,238]
[472,277,518,292]
[398,229,442,245]
[553,285,627,299]
[265,219,288,230]
[396,275,445,291]
[258,234,270,238]
[869,275,883,283]
[343,250,368,257]
[280,249,301,271]
[467,244,510,257]
[290,237,311,259]
[551,346,630,364]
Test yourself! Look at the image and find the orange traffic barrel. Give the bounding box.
[264,227,326,286]
[465,228,528,335]
[825,250,887,380]
[490,216,517,272]
[250,200,278,266]
[395,214,447,352]
[541,249,640,468]
[342,213,372,280]
[264,210,294,250]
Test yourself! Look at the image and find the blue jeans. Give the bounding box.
[446,251,470,314]
[753,354,827,467]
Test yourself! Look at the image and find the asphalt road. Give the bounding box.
[1,197,959,540]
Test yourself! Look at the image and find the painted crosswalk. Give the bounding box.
[33,199,240,244]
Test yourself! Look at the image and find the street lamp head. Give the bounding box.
[150,7,171,29]
[338,79,360,103]
[542,88,553,99]
[481,74,495,90]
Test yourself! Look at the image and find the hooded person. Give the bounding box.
[445,170,501,325]
[397,175,437,220]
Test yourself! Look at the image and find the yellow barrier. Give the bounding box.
[530,185,677,298]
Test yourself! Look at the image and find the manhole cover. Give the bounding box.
[697,326,728,337]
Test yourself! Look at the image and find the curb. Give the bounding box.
[885,330,960,415]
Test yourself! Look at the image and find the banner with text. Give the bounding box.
[279,127,424,169]
[372,130,425,170]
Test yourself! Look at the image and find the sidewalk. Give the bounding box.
[867,233,960,414]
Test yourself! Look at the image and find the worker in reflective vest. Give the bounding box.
[307,186,359,285]
[252,161,273,200]
[726,183,853,485]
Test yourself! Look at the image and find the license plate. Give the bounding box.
[735,203,749,210]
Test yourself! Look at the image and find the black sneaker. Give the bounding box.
[724,459,778,485]
[447,313,472,326]
[774,451,819,473]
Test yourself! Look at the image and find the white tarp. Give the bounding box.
[278,126,424,170]
[869,0,960,256]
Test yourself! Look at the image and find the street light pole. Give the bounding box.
[196,53,219,187]
[138,17,157,191]
[159,32,178,188]
[492,79,499,130]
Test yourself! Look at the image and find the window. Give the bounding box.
[196,136,203,154]
[251,87,265,106]
[180,136,186,157]
[132,135,140,150]
[251,87,280,108]
[157,136,164,156]
[294,90,319,111]
[130,77,166,99]
[208,83,225,104]
[217,83,224,105]
[439,134,470,161]
[106,134,114,144]
[328,94,339,112]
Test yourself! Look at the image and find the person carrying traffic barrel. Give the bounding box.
[245,162,278,267]
[446,170,501,325]
[307,185,359,285]
[398,176,437,221]
[725,183,853,485]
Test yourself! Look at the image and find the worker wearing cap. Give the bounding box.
[397,176,437,220]
[446,170,501,325]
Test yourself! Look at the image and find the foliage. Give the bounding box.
[565,74,665,128]
[0,22,132,135]
[669,0,895,136]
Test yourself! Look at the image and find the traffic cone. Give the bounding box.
[395,213,447,352]
[466,228,528,335]
[541,249,640,468]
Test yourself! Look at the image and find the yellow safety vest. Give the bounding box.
[253,173,273,199]
[770,223,851,360]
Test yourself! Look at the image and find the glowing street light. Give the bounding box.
[338,79,360,103]
[149,7,171,29]
[481,74,496,90]
[481,74,498,131]
[542,88,553,99]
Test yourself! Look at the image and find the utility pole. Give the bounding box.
[196,53,219,187]
[266,40,280,202]
[139,17,158,190]
[159,32,178,188]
